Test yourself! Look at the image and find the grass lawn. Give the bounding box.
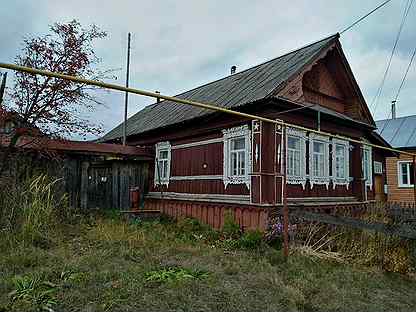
[1,214,416,312]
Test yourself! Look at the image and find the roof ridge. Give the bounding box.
[155,32,339,103]
[376,115,416,123]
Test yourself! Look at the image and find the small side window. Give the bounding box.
[155,142,171,186]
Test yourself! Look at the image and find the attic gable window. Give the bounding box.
[286,128,307,189]
[154,141,171,186]
[223,125,251,189]
[331,139,350,189]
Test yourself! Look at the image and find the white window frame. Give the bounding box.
[362,146,372,190]
[154,141,171,186]
[331,139,350,189]
[223,125,251,188]
[374,161,383,175]
[286,128,307,189]
[309,133,330,189]
[397,161,414,188]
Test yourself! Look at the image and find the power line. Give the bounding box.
[371,0,414,115]
[393,47,416,145]
[379,33,416,136]
[394,46,416,102]
[340,0,393,34]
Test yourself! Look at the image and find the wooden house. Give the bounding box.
[102,34,391,230]
[376,115,416,203]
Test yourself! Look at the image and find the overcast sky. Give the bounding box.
[1,0,415,139]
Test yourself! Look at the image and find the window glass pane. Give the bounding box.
[159,150,168,159]
[239,151,245,175]
[336,145,344,157]
[287,136,302,177]
[231,152,237,175]
[313,142,324,153]
[335,145,345,178]
[411,163,415,185]
[362,149,371,181]
[295,151,300,176]
[312,141,325,177]
[288,137,300,150]
[401,163,408,185]
[157,160,166,179]
[163,161,168,178]
[232,137,245,150]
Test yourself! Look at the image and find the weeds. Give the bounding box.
[222,210,241,239]
[0,174,67,247]
[292,221,416,273]
[1,215,416,311]
[145,267,209,284]
[8,275,58,312]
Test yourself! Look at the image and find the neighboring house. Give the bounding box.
[102,33,392,229]
[0,107,41,137]
[376,115,416,203]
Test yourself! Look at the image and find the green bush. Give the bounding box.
[222,210,241,239]
[175,217,220,243]
[238,230,264,250]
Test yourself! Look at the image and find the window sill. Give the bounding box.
[398,185,414,189]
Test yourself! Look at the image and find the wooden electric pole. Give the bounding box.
[122,33,131,146]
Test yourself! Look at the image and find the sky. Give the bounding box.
[0,0,415,140]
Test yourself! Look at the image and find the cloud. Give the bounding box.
[1,0,415,138]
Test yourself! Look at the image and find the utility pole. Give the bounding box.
[122,33,131,145]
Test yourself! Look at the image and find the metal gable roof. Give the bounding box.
[102,34,339,142]
[376,115,416,148]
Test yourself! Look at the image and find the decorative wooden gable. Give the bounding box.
[277,41,374,126]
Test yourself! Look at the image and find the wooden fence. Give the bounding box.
[289,202,416,239]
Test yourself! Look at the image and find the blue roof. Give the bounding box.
[376,115,416,148]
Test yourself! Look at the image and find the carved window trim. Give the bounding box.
[154,141,171,186]
[331,138,350,189]
[309,133,330,189]
[286,128,307,189]
[222,125,252,189]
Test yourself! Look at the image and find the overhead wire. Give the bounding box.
[371,0,413,115]
[340,0,393,34]
[378,33,416,136]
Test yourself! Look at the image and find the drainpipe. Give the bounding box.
[317,110,321,131]
[413,155,416,205]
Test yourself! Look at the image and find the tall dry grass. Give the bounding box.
[0,173,68,247]
[293,219,416,274]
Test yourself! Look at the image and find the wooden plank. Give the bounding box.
[80,161,89,209]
